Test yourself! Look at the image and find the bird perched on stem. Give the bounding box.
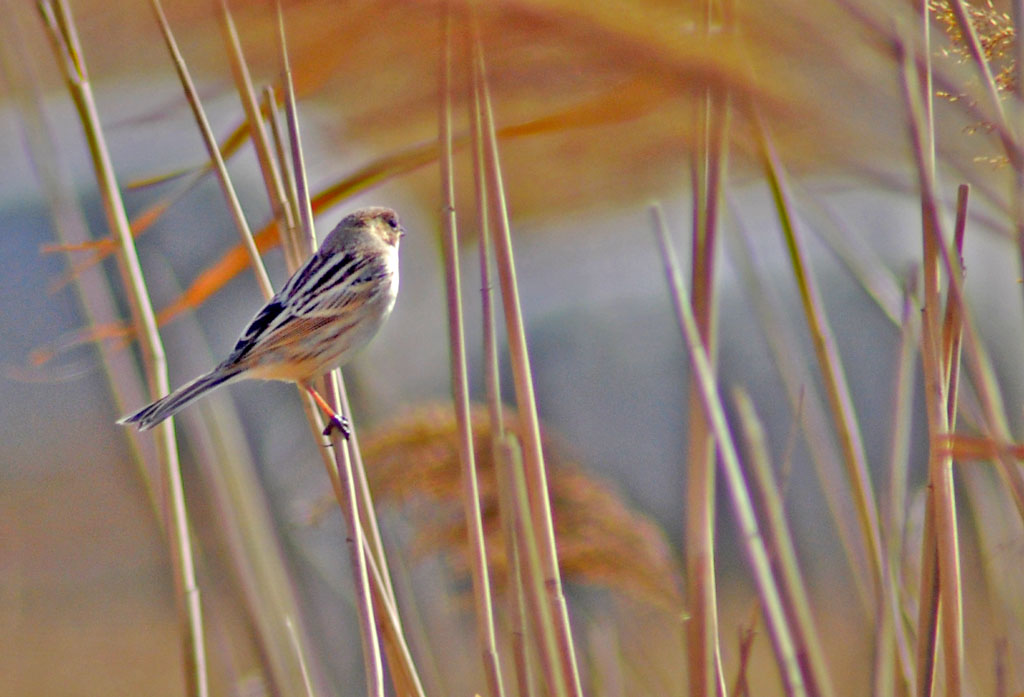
[118,206,404,438]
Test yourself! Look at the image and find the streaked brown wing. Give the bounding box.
[232,284,373,369]
[232,314,337,368]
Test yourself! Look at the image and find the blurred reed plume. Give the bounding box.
[10,0,1001,217]
[353,402,684,611]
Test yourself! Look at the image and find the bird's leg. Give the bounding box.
[304,384,351,439]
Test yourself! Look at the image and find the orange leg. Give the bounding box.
[304,384,351,439]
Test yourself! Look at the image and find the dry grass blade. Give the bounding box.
[497,435,568,697]
[216,0,294,244]
[652,204,805,696]
[272,6,385,696]
[897,37,965,697]
[758,124,922,689]
[733,387,838,697]
[683,7,730,693]
[467,22,534,690]
[471,14,583,696]
[880,283,920,697]
[149,0,273,298]
[760,124,888,610]
[438,5,506,697]
[38,2,209,696]
[726,207,874,615]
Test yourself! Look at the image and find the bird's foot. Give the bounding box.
[322,413,351,440]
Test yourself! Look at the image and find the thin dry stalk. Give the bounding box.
[285,617,316,697]
[275,9,427,693]
[272,11,397,608]
[157,3,399,690]
[274,3,315,254]
[39,3,209,696]
[878,283,921,697]
[200,8,337,694]
[733,388,838,697]
[149,0,273,298]
[263,84,301,231]
[496,435,568,697]
[184,384,324,697]
[216,0,298,269]
[493,437,536,697]
[759,126,888,604]
[942,186,969,424]
[726,209,874,614]
[898,41,964,697]
[760,125,919,688]
[652,204,805,697]
[465,23,533,693]
[0,6,160,497]
[684,15,729,696]
[438,7,506,697]
[271,7,384,695]
[471,17,583,697]
[1014,0,1024,337]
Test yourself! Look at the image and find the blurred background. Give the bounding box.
[3,1,1024,696]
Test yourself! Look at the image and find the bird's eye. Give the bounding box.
[386,217,398,229]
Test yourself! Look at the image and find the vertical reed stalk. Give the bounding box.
[272,6,383,694]
[149,0,273,298]
[733,388,838,697]
[684,6,729,692]
[898,40,964,697]
[652,203,805,697]
[879,282,920,697]
[467,24,534,694]
[759,127,887,600]
[216,0,299,269]
[470,17,583,697]
[438,6,506,697]
[496,435,568,697]
[39,3,209,695]
[728,216,873,614]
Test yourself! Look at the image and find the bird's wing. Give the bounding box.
[230,298,287,355]
[227,279,376,367]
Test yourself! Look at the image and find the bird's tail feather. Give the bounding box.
[117,367,240,430]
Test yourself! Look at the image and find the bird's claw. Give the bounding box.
[322,413,351,440]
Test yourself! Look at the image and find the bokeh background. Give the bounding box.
[3,1,1024,696]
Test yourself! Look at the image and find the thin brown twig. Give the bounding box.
[759,121,888,609]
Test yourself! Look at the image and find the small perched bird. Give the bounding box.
[118,206,404,437]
